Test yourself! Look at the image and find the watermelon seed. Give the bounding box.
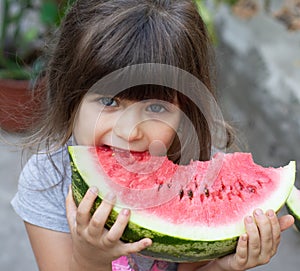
[179,189,184,200]
[167,183,172,188]
[257,180,263,188]
[158,184,163,191]
[200,193,204,202]
[204,187,210,197]
[235,181,244,190]
[217,191,223,200]
[187,189,193,200]
[247,185,256,193]
[237,192,243,199]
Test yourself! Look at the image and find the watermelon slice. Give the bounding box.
[286,186,300,232]
[69,146,296,262]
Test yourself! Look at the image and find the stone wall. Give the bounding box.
[213,4,300,187]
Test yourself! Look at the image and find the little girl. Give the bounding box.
[11,0,294,270]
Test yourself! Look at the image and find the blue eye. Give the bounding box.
[99,97,118,107]
[148,104,166,113]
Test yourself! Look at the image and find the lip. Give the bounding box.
[101,144,148,154]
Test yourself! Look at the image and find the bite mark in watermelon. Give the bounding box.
[286,186,300,232]
[69,146,296,262]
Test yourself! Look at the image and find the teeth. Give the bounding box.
[104,145,148,154]
[111,146,130,153]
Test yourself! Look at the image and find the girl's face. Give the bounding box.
[73,93,181,154]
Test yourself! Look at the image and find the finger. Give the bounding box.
[87,193,116,237]
[66,185,77,231]
[253,209,272,261]
[123,238,152,255]
[104,208,131,246]
[278,214,295,232]
[266,210,281,255]
[244,215,261,260]
[233,234,248,268]
[76,186,99,229]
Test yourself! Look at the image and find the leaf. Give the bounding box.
[0,67,31,80]
[23,28,39,43]
[40,1,59,26]
[195,0,218,43]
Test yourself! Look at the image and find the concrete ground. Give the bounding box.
[0,133,38,270]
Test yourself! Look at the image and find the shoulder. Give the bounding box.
[20,144,71,190]
[11,144,72,232]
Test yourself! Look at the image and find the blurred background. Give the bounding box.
[1,0,300,270]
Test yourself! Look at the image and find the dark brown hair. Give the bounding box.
[27,0,234,163]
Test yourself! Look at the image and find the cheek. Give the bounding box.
[73,118,93,145]
[164,129,178,148]
[150,124,178,148]
[149,113,181,147]
[73,104,100,145]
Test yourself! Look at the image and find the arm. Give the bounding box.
[25,223,73,270]
[25,186,152,271]
[178,210,294,271]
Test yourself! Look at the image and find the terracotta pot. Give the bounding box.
[0,79,44,133]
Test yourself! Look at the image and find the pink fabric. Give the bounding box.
[150,260,170,270]
[112,256,172,271]
[112,256,134,271]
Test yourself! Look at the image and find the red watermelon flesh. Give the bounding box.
[95,146,289,226]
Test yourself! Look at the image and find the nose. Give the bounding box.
[112,109,143,142]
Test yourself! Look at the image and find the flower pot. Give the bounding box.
[0,79,43,133]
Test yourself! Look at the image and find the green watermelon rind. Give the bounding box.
[286,186,300,232]
[69,146,296,262]
[70,159,237,262]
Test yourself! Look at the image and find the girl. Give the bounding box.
[11,0,294,270]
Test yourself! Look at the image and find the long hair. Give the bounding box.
[26,0,234,163]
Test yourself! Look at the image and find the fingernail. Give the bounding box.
[246,216,253,223]
[106,193,116,201]
[255,209,263,216]
[122,209,130,216]
[89,186,98,195]
[267,210,275,217]
[144,239,152,247]
[241,234,247,241]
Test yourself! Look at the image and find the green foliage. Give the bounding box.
[0,0,76,80]
[194,0,241,44]
[215,0,239,5]
[194,0,217,43]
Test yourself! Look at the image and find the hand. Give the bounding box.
[66,186,152,270]
[213,209,294,271]
[179,211,294,271]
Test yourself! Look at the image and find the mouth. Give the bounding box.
[100,144,148,155]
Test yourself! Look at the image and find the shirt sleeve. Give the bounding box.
[11,148,71,233]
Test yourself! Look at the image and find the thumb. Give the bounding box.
[66,184,77,231]
[279,214,295,232]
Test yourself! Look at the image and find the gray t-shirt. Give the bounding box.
[11,144,177,271]
[11,145,71,232]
